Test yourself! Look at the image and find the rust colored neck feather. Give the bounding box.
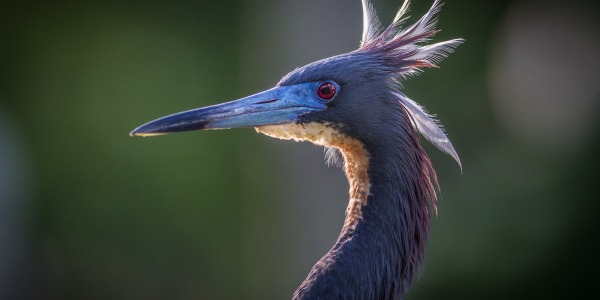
[257,121,436,299]
[256,122,371,232]
[337,138,370,234]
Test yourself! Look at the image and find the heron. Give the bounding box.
[131,0,462,298]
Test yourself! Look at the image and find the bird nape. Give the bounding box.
[131,0,462,299]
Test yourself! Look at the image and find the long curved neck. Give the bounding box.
[294,130,436,300]
[255,121,436,299]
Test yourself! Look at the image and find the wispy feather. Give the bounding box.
[360,0,383,46]
[358,0,463,169]
[395,91,462,169]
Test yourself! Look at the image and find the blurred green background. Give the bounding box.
[1,0,598,299]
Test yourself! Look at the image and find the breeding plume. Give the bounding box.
[131,0,462,298]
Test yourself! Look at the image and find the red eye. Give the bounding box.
[317,82,337,100]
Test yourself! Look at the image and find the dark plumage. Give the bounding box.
[131,0,462,299]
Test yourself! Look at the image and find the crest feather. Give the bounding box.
[359,0,463,169]
[360,0,383,46]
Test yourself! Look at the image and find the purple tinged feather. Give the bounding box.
[395,92,462,170]
[359,0,463,170]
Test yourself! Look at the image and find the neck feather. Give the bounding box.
[256,121,437,299]
[338,136,371,236]
[257,122,372,236]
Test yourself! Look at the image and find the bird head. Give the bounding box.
[130,0,462,168]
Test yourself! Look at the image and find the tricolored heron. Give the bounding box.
[131,0,462,298]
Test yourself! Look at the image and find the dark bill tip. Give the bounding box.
[129,113,211,137]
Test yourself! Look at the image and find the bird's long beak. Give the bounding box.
[130,83,327,137]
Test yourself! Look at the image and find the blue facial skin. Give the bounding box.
[130,82,337,136]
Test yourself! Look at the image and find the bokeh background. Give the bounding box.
[1,0,599,299]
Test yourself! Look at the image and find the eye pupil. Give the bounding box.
[317,82,337,100]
